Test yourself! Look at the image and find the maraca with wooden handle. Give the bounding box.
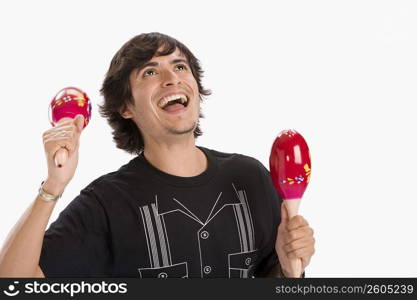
[269,129,311,277]
[49,87,92,167]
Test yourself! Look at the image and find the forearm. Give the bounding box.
[0,187,58,277]
[0,113,83,277]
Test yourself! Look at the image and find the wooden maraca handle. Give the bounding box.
[284,199,303,277]
[54,147,68,168]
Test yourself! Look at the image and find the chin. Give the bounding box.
[167,120,197,135]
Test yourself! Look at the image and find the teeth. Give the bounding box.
[158,94,188,108]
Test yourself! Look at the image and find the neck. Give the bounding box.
[142,135,207,177]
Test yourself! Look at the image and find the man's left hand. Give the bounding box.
[275,202,315,277]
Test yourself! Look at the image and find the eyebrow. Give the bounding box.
[135,58,189,77]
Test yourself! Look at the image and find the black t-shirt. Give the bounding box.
[39,146,282,278]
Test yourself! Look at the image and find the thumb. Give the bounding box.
[280,202,289,224]
[75,114,85,132]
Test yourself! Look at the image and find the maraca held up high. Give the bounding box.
[49,87,92,167]
[269,129,311,277]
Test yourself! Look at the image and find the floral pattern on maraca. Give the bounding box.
[279,163,311,185]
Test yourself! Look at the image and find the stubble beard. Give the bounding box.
[167,119,197,135]
[166,106,200,135]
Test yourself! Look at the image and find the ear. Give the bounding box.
[120,105,133,119]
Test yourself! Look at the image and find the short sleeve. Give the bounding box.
[253,162,283,277]
[39,188,112,277]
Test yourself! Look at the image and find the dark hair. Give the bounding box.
[99,32,211,155]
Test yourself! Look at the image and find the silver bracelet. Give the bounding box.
[38,181,62,202]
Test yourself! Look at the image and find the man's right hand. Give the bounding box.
[42,114,85,196]
[0,115,85,277]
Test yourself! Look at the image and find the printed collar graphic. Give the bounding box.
[156,188,242,226]
[3,281,20,297]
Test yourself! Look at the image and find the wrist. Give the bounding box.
[42,179,66,197]
[281,266,304,278]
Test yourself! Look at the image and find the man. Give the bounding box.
[0,32,315,278]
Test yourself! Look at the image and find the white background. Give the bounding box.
[0,0,416,277]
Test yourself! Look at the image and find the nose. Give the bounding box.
[161,69,181,87]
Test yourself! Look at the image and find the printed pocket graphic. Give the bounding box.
[228,249,258,278]
[138,262,188,278]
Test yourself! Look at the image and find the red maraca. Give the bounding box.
[49,87,92,167]
[269,129,311,277]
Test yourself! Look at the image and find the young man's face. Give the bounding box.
[122,48,200,142]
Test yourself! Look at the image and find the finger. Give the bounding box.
[285,227,314,244]
[52,116,83,133]
[54,147,68,168]
[44,136,73,145]
[300,256,311,270]
[54,123,76,131]
[74,114,85,132]
[44,136,76,153]
[284,236,314,253]
[47,129,75,139]
[43,121,80,140]
[43,130,74,143]
[287,245,315,259]
[287,215,309,231]
[43,125,75,137]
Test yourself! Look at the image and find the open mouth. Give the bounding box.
[158,94,189,112]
